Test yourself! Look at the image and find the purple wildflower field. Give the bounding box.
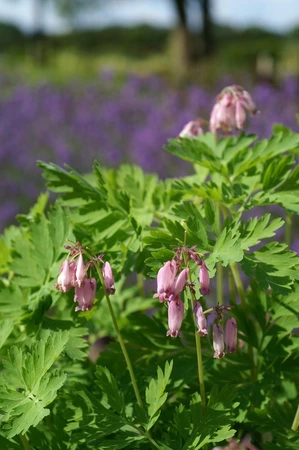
[0,71,298,231]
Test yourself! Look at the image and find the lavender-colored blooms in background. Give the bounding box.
[0,72,298,231]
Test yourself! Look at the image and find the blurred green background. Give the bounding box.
[1,0,299,83]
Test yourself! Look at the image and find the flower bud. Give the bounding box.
[225,318,237,353]
[74,278,97,312]
[213,324,225,359]
[102,262,115,295]
[75,253,86,287]
[179,119,204,137]
[199,261,210,295]
[193,301,208,336]
[166,298,184,338]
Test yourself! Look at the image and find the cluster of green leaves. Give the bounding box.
[0,126,298,448]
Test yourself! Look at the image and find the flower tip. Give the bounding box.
[166,329,180,338]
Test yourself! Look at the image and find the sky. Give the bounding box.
[0,0,299,34]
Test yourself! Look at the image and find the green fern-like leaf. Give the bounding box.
[0,331,69,438]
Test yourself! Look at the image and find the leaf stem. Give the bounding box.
[230,262,257,381]
[137,272,145,297]
[291,405,299,432]
[19,434,31,450]
[228,266,236,303]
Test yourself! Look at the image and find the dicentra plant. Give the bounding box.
[0,86,298,450]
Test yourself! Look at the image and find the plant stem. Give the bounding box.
[94,263,143,408]
[228,266,236,303]
[291,405,299,432]
[19,434,31,450]
[105,293,143,407]
[189,297,206,413]
[137,272,145,297]
[217,263,223,305]
[195,328,207,413]
[229,262,247,311]
[285,212,293,247]
[216,204,223,305]
[230,262,257,381]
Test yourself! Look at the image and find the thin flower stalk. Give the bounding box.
[92,260,144,408]
[187,283,207,413]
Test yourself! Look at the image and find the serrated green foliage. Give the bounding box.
[40,319,89,361]
[146,360,173,430]
[250,401,299,450]
[207,227,243,268]
[242,243,299,293]
[0,126,299,448]
[166,136,222,172]
[0,331,69,438]
[239,214,284,250]
[173,386,237,449]
[95,366,125,413]
[11,206,73,290]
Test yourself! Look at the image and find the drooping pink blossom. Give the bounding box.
[210,85,257,133]
[102,261,115,295]
[171,267,189,299]
[75,253,86,287]
[225,318,238,353]
[199,261,210,295]
[166,298,184,338]
[57,259,74,292]
[153,260,177,302]
[74,278,97,312]
[213,324,225,359]
[154,262,189,303]
[193,301,208,336]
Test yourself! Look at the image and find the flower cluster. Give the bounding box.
[210,85,257,133]
[213,317,237,359]
[179,85,258,137]
[55,242,115,312]
[154,246,237,359]
[153,247,211,337]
